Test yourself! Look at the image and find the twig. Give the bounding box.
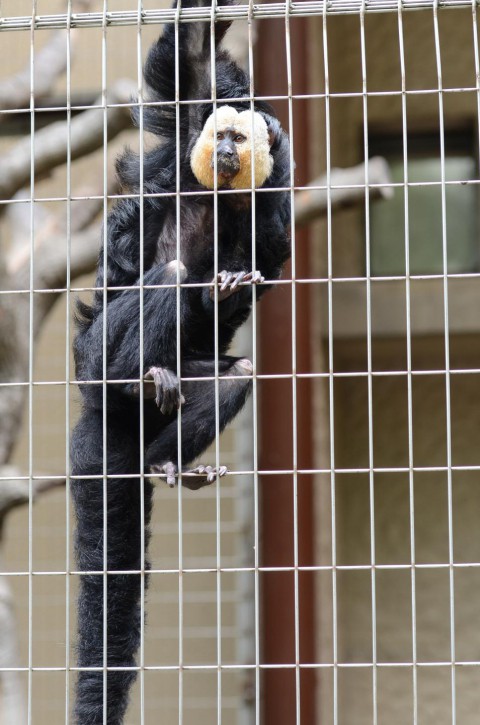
[0,466,66,523]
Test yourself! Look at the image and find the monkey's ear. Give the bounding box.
[262,114,282,150]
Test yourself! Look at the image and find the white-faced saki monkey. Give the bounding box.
[70,0,291,721]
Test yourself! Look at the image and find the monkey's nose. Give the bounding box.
[217,138,236,157]
[211,149,240,178]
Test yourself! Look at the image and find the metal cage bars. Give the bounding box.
[0,1,479,725]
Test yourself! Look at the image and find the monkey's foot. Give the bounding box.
[188,464,228,489]
[150,461,178,488]
[210,270,264,301]
[149,462,228,490]
[137,366,185,416]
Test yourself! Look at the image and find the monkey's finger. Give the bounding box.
[165,474,176,488]
[160,387,185,415]
[220,272,234,291]
[154,373,168,410]
[150,462,177,488]
[192,465,207,474]
[154,383,164,410]
[210,273,224,300]
[155,367,181,415]
[204,465,218,483]
[252,271,265,284]
[230,271,246,291]
[206,465,229,483]
[159,372,174,414]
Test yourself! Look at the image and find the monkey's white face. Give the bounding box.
[190,106,274,190]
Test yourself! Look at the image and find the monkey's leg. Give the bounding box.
[71,409,152,725]
[145,356,252,490]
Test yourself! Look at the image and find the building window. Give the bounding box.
[369,126,479,276]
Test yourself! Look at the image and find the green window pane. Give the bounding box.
[370,156,478,276]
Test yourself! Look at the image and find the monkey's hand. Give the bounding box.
[209,270,265,301]
[149,462,228,490]
[134,366,185,416]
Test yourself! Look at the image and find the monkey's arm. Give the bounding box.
[92,185,174,307]
[140,0,236,141]
[75,260,188,412]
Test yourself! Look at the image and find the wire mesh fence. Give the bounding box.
[0,0,479,724]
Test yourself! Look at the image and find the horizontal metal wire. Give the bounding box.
[0,0,478,33]
[2,84,480,116]
[0,661,479,674]
[2,271,480,298]
[2,463,480,484]
[0,366,477,392]
[6,561,480,580]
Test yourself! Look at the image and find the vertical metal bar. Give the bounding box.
[245,4,260,724]
[358,4,377,723]
[174,3,184,724]
[136,3,146,723]
[208,2,221,723]
[283,2,301,723]
[322,6,338,725]
[432,3,456,723]
[65,3,73,721]
[397,4,418,723]
[27,3,37,722]
[100,2,109,722]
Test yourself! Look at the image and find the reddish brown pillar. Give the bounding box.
[255,14,316,725]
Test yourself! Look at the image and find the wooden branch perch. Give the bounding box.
[6,173,118,277]
[0,466,65,524]
[0,79,136,202]
[295,156,393,227]
[0,32,71,112]
[0,1,94,112]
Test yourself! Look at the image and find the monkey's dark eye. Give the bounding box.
[234,134,246,144]
[216,132,225,141]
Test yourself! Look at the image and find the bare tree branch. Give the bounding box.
[0,32,71,112]
[6,174,118,276]
[0,1,94,112]
[69,177,120,233]
[0,466,65,524]
[0,79,136,203]
[295,157,393,227]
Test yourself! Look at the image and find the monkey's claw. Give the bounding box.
[182,464,228,490]
[150,461,178,488]
[149,463,228,490]
[210,270,265,301]
[190,464,228,486]
[141,366,185,415]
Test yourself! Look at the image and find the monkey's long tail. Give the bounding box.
[71,408,153,725]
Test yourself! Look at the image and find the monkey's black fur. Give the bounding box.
[70,1,291,722]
